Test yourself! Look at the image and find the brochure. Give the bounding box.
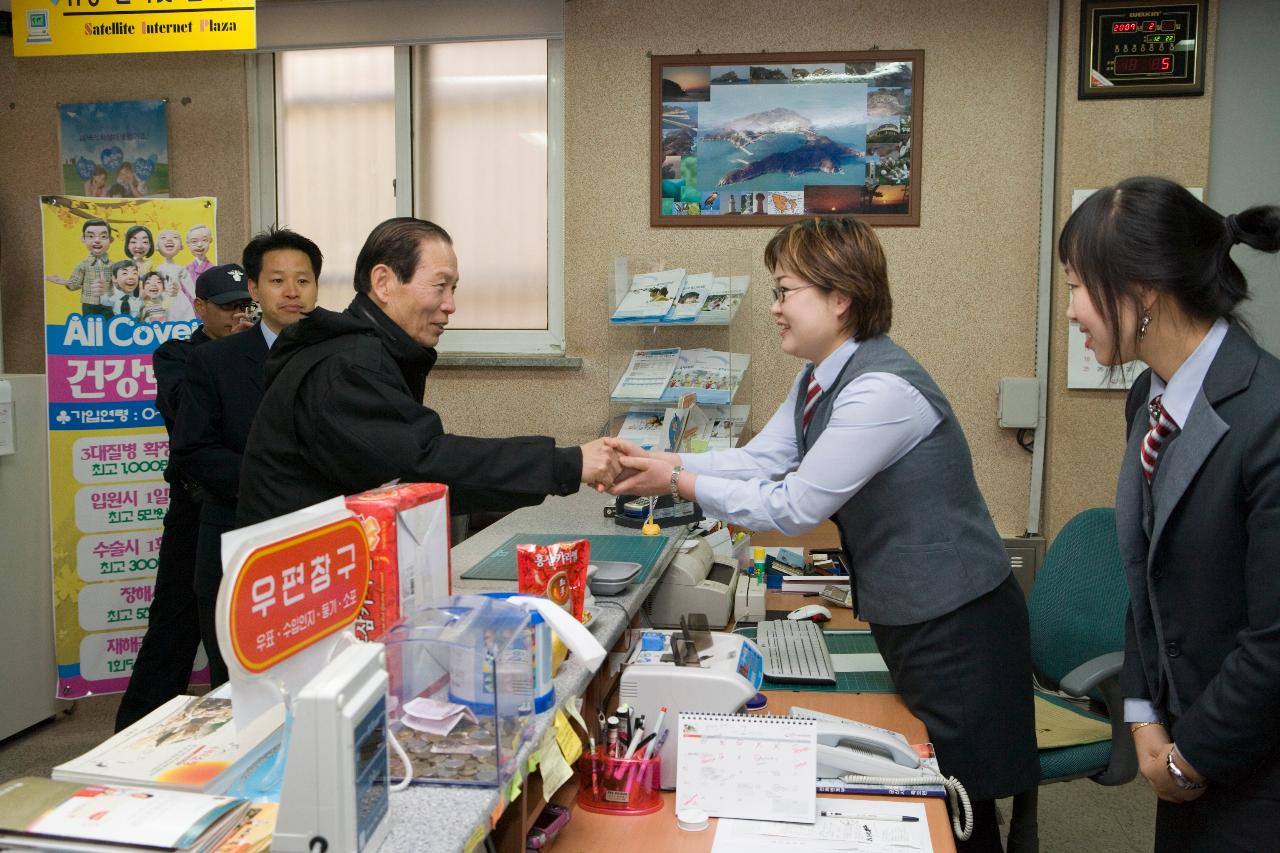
[689,404,750,450]
[615,408,667,451]
[610,268,685,323]
[661,348,749,406]
[52,695,284,795]
[696,275,749,325]
[610,348,680,401]
[0,776,249,853]
[664,272,713,322]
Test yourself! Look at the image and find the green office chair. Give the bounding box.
[1006,507,1137,853]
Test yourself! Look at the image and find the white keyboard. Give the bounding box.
[756,619,837,685]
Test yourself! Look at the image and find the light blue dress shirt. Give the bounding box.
[679,337,942,534]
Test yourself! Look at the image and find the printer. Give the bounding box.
[618,628,763,789]
[645,537,739,629]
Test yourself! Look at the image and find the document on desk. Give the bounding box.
[711,797,930,853]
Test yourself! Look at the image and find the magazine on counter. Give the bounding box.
[52,695,283,795]
[0,776,249,853]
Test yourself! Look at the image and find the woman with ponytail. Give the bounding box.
[1061,176,1280,852]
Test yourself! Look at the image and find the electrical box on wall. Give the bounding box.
[997,378,1040,428]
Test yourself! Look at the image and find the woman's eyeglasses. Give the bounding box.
[771,284,817,303]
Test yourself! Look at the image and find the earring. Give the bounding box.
[1138,309,1152,341]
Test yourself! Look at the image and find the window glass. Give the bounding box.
[276,47,397,309]
[413,40,549,330]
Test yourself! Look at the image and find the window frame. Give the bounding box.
[246,38,566,356]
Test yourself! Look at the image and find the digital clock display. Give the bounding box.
[1081,2,1204,99]
[1115,54,1174,74]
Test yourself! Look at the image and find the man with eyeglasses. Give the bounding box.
[114,264,256,731]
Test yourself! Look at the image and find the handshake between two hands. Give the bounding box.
[578,437,683,498]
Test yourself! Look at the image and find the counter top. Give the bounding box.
[381,486,689,852]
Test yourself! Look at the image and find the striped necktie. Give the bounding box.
[802,374,822,432]
[1140,394,1177,483]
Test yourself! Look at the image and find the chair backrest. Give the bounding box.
[1028,507,1129,687]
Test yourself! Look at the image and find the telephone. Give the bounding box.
[791,705,923,777]
[790,706,974,841]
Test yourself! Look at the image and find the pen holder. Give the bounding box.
[575,748,663,815]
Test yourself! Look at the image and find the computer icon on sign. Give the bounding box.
[27,10,54,44]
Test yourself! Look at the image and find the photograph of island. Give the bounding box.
[651,52,922,226]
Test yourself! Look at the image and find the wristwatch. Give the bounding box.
[669,465,684,500]
[1166,746,1206,791]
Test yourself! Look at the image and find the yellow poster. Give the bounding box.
[43,195,217,699]
[12,0,255,58]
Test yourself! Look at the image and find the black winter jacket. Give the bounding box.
[235,292,581,527]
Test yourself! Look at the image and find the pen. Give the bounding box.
[644,706,668,759]
[819,812,920,822]
[622,725,646,760]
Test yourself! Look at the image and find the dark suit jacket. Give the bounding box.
[153,327,209,488]
[170,324,269,527]
[1116,322,1280,794]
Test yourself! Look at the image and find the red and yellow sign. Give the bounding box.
[12,0,256,58]
[227,517,370,674]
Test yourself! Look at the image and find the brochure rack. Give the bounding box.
[606,254,752,453]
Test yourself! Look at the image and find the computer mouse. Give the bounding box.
[786,604,832,623]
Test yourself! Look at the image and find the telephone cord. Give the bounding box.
[837,771,972,840]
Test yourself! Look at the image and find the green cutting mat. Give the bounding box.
[735,627,895,693]
[460,533,668,583]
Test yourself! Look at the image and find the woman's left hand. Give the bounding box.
[608,455,673,497]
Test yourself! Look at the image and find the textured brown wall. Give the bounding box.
[534,0,1049,534]
[0,50,249,373]
[0,1,1218,540]
[1040,3,1217,540]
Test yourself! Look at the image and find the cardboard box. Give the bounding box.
[345,482,451,641]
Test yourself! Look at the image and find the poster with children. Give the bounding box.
[42,195,217,699]
[59,100,170,198]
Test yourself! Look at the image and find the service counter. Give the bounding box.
[381,486,690,853]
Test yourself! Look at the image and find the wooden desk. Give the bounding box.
[749,521,841,551]
[552,691,956,853]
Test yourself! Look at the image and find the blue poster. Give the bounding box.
[59,99,170,198]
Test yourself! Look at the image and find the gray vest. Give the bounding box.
[798,336,1009,625]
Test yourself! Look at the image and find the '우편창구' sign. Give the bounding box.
[226,517,370,674]
[11,0,255,58]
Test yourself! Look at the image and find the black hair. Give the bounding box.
[353,217,452,294]
[82,218,110,237]
[1058,176,1280,365]
[107,184,129,198]
[241,227,324,283]
[123,225,155,258]
[110,259,138,278]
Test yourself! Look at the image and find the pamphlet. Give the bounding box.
[610,348,680,401]
[696,275,749,325]
[665,271,713,322]
[610,268,685,323]
[615,408,667,450]
[661,348,749,405]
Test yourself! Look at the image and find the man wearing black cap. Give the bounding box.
[171,229,321,687]
[114,264,255,731]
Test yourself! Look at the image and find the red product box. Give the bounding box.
[344,482,452,642]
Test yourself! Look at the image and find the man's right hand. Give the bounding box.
[230,310,256,334]
[579,438,622,492]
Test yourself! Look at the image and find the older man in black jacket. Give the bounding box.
[236,217,619,529]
